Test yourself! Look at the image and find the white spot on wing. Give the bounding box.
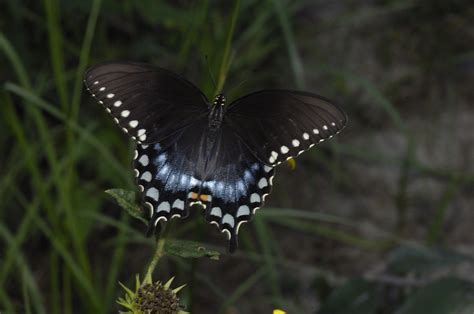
[222,214,235,228]
[154,216,168,225]
[264,165,272,173]
[144,202,153,217]
[141,171,152,182]
[323,125,328,130]
[107,93,114,98]
[303,132,310,140]
[292,139,300,147]
[99,87,105,91]
[129,120,138,128]
[258,178,268,189]
[236,221,247,234]
[222,229,231,239]
[250,193,261,203]
[210,207,222,217]
[93,81,99,85]
[281,146,289,154]
[237,205,250,217]
[145,187,159,201]
[138,154,149,166]
[113,101,122,107]
[313,129,319,134]
[172,199,184,210]
[157,202,171,213]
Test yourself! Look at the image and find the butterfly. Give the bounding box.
[84,62,347,252]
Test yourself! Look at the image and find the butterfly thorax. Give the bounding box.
[208,94,226,130]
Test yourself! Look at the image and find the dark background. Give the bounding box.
[1,0,473,313]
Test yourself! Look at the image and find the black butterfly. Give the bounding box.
[84,62,347,252]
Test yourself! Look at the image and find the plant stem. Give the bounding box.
[144,223,173,284]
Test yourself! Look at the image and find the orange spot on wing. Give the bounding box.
[200,194,210,202]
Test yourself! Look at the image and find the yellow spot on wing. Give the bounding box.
[200,194,210,202]
[287,158,296,170]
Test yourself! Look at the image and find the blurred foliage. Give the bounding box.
[0,0,473,313]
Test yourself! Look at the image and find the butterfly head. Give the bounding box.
[213,94,226,107]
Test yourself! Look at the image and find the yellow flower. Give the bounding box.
[273,309,286,314]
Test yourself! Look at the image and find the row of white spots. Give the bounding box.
[267,122,339,164]
[93,84,146,141]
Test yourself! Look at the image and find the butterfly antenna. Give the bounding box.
[205,55,217,90]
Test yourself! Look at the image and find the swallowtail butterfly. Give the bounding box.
[84,62,347,252]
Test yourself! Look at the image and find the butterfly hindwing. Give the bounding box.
[198,125,276,251]
[133,119,276,252]
[133,120,208,228]
[84,62,209,144]
[226,90,347,166]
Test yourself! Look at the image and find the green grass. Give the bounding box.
[1,0,473,313]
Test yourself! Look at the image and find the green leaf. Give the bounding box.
[319,279,379,314]
[164,239,220,260]
[388,246,472,275]
[397,278,474,314]
[105,189,147,224]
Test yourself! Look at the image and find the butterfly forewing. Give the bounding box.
[84,62,209,144]
[226,90,347,166]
